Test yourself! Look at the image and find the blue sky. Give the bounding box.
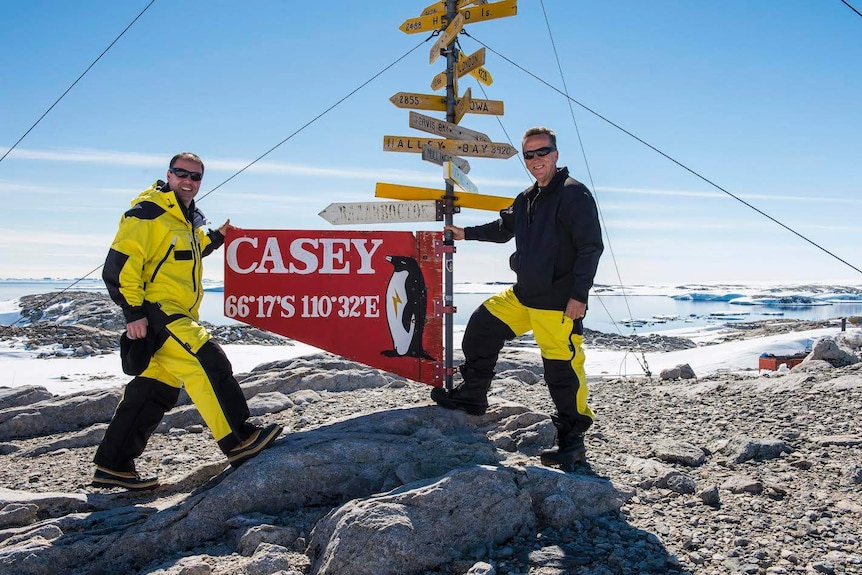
[1,1,861,286]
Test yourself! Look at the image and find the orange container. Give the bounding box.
[758,354,805,371]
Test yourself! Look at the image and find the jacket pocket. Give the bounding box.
[150,237,177,282]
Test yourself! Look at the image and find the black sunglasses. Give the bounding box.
[523,146,556,160]
[169,167,203,182]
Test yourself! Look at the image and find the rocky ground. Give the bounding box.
[0,293,860,575]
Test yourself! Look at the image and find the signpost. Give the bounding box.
[223,0,520,391]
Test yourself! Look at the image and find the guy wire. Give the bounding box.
[0,37,432,336]
[464,32,862,279]
[0,0,158,166]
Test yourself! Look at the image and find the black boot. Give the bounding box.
[431,366,492,416]
[540,417,587,472]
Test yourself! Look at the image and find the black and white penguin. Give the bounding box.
[381,255,434,360]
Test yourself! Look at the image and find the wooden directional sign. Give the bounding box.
[422,144,471,174]
[409,111,490,142]
[441,139,518,159]
[445,161,478,194]
[459,0,517,25]
[470,66,493,86]
[390,92,503,116]
[463,97,504,116]
[456,48,486,79]
[430,68,456,92]
[419,0,485,17]
[453,87,472,124]
[390,92,447,112]
[401,12,449,34]
[319,201,442,225]
[383,135,445,153]
[405,0,511,33]
[376,182,512,212]
[386,135,517,159]
[430,13,465,64]
[428,47,485,92]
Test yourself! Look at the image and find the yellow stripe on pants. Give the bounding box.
[138,317,235,442]
[483,286,594,421]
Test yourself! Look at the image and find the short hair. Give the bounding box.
[169,152,205,174]
[522,127,556,148]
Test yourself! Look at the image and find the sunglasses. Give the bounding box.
[169,167,203,182]
[523,146,556,160]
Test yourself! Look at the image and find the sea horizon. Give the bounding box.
[3,277,862,336]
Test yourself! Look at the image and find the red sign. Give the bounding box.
[223,229,444,385]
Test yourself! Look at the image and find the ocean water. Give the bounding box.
[3,279,862,336]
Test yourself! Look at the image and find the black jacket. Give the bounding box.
[464,167,603,311]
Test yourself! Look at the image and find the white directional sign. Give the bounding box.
[422,144,471,174]
[444,161,478,194]
[318,201,442,225]
[409,111,490,142]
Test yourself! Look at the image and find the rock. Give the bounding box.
[1,296,862,575]
[0,386,54,410]
[0,503,38,528]
[0,389,121,440]
[659,363,696,380]
[805,336,859,367]
[723,435,792,463]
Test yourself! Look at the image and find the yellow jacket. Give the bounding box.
[103,181,223,324]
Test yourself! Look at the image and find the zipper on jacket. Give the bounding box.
[151,237,178,283]
[188,230,201,312]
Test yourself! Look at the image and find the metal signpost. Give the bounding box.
[224,0,518,389]
[390,0,517,390]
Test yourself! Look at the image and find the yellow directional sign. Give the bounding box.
[453,87,472,124]
[464,97,504,116]
[441,139,518,159]
[430,68,457,92]
[404,0,511,33]
[383,135,444,153]
[389,92,447,112]
[383,136,518,159]
[456,48,486,79]
[401,12,448,35]
[470,65,493,86]
[445,161,478,194]
[419,0,482,17]
[385,136,516,159]
[430,13,465,64]
[460,0,517,25]
[389,92,504,116]
[409,111,491,142]
[375,182,512,212]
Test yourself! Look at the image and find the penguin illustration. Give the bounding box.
[381,255,434,360]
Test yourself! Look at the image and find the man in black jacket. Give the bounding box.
[432,127,604,471]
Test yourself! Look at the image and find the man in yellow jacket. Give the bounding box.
[93,152,281,490]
